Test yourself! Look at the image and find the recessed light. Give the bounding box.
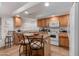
[25,11,29,14]
[44,2,50,7]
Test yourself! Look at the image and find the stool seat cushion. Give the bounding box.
[30,41,43,49]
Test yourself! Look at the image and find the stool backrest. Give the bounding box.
[17,33,25,43]
[27,35,44,49]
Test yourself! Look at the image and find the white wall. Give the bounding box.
[0,17,38,48]
[0,17,13,47]
[0,17,8,47]
[69,2,79,56]
[16,17,39,32]
[6,18,14,31]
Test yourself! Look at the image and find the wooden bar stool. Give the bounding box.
[5,35,12,48]
[28,35,44,56]
[18,34,30,56]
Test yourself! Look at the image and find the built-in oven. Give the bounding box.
[50,34,59,46]
[49,29,59,46]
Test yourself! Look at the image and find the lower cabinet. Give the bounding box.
[59,36,69,48]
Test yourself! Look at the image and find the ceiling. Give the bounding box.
[0,2,73,19]
[20,2,73,19]
[0,2,26,17]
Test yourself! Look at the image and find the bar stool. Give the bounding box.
[5,31,13,48]
[19,42,27,56]
[5,35,12,48]
[19,34,30,56]
[28,35,44,56]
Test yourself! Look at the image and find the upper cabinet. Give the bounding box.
[59,15,69,27]
[37,18,49,27]
[37,14,69,28]
[13,16,22,28]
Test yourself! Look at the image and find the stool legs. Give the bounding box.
[5,36,12,48]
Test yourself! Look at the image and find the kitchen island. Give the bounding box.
[14,31,51,56]
[24,32,51,56]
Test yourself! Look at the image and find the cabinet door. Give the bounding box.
[41,19,44,27]
[13,16,22,27]
[59,36,69,48]
[45,19,49,27]
[37,20,41,27]
[43,19,45,27]
[37,19,45,27]
[37,19,49,27]
[59,15,69,27]
[43,19,46,27]
[59,37,65,47]
[64,37,69,48]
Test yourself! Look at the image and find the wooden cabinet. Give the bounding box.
[37,18,49,27]
[37,14,69,27]
[59,15,69,27]
[37,20,41,27]
[13,16,22,27]
[59,33,69,48]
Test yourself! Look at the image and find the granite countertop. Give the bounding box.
[24,32,50,44]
